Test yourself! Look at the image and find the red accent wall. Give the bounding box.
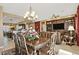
[35,21,40,33]
[75,5,79,46]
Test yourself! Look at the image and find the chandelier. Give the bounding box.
[24,4,38,20]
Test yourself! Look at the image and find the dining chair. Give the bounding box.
[38,32,52,55]
[46,32,53,39]
[12,31,21,55]
[17,33,30,55]
[47,32,57,55]
[39,32,58,55]
[12,31,29,55]
[39,32,46,38]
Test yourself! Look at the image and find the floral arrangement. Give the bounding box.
[25,27,39,41]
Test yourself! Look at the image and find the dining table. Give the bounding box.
[26,37,50,55]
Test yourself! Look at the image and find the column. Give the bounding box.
[0,6,3,46]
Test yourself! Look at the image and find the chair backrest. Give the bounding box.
[56,32,61,44]
[39,32,46,38]
[51,31,61,44]
[51,32,57,44]
[17,33,29,55]
[12,32,21,54]
[13,34,19,46]
[46,32,57,55]
[46,32,51,39]
[17,33,25,48]
[12,31,29,54]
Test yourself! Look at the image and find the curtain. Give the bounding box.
[35,21,40,33]
[75,5,79,46]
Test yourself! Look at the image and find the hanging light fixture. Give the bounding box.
[24,4,38,20]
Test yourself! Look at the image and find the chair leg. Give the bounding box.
[33,49,37,55]
[15,47,21,55]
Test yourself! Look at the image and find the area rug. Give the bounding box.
[2,48,15,55]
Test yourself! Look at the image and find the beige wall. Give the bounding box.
[25,23,34,29]
[0,6,3,46]
[40,21,46,32]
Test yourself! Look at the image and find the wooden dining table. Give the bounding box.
[26,37,50,55]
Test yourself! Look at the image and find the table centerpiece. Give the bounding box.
[24,27,39,41]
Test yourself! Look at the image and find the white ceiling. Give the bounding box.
[0,3,78,23]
